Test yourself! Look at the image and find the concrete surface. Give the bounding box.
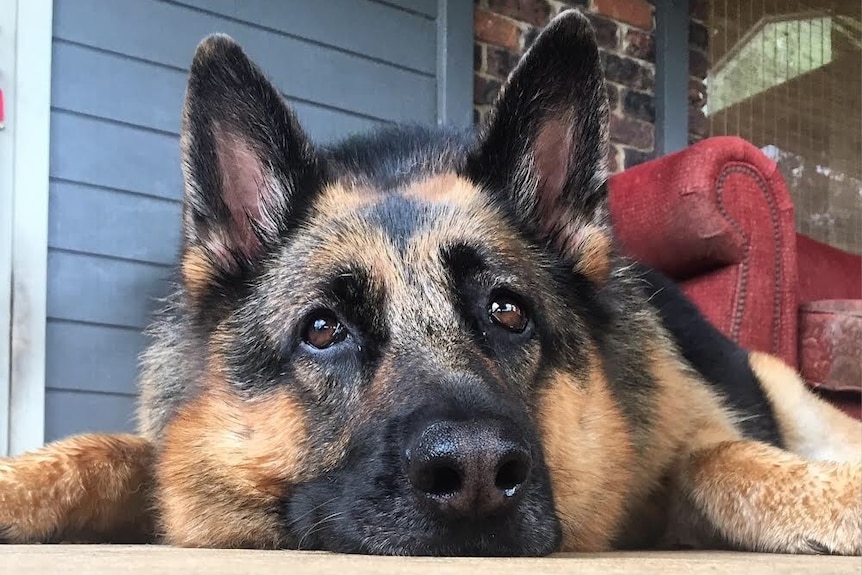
[3,546,861,575]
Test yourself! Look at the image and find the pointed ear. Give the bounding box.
[180,34,325,300]
[464,10,612,283]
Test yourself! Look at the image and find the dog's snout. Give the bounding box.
[406,419,532,520]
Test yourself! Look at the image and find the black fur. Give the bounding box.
[638,265,784,447]
[323,123,469,191]
[464,10,610,245]
[136,9,793,557]
[286,381,561,556]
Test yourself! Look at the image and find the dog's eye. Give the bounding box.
[303,312,347,349]
[488,294,528,333]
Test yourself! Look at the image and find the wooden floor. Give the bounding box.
[6,546,862,575]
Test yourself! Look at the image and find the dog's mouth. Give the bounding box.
[282,414,561,557]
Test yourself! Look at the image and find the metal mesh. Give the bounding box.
[706,0,862,254]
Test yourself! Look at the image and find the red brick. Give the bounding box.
[558,0,589,9]
[688,78,706,109]
[601,51,655,93]
[474,8,521,50]
[486,0,551,27]
[593,0,653,30]
[474,105,492,127]
[688,106,708,139]
[606,82,620,113]
[689,48,709,79]
[474,74,502,105]
[521,25,540,50]
[690,20,708,53]
[586,14,619,51]
[486,44,520,79]
[607,143,622,174]
[610,115,654,150]
[622,88,655,123]
[623,147,654,169]
[624,28,655,62]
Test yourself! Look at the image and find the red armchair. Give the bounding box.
[607,136,862,418]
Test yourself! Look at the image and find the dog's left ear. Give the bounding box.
[465,10,612,282]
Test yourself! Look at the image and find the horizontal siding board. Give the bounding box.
[53,0,436,124]
[46,321,145,395]
[291,101,383,143]
[373,0,436,18]
[173,0,436,73]
[49,111,183,200]
[51,41,383,140]
[47,250,171,329]
[45,390,137,441]
[48,181,182,266]
[51,41,185,136]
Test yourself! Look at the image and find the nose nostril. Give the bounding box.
[429,465,461,496]
[495,457,530,495]
[414,462,462,496]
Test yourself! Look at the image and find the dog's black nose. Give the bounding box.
[406,419,532,520]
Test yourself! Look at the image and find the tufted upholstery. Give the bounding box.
[607,136,861,419]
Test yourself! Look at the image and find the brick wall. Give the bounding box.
[473,0,657,174]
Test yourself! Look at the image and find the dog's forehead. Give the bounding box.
[306,172,509,260]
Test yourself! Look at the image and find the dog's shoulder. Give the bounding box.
[632,263,783,447]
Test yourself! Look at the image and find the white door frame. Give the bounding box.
[0,0,53,456]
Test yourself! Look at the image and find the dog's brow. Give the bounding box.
[440,242,488,281]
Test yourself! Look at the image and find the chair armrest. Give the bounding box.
[796,234,862,303]
[608,136,799,366]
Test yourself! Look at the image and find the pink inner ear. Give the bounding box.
[532,117,574,233]
[214,130,269,258]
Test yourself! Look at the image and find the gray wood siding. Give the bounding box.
[45,0,472,441]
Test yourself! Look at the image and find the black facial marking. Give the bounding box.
[319,265,387,348]
[441,243,488,284]
[285,384,561,556]
[364,195,429,250]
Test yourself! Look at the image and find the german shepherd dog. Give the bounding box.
[1,10,860,556]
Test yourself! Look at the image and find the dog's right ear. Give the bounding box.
[180,34,325,302]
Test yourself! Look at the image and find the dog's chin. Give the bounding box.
[284,476,562,557]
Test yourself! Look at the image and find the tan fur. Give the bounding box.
[181,245,215,299]
[569,225,612,284]
[677,439,862,555]
[537,353,635,551]
[612,341,743,549]
[157,363,308,548]
[313,181,381,219]
[0,434,155,543]
[632,350,862,555]
[402,173,479,205]
[750,351,862,463]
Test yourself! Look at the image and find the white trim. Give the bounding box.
[5,0,53,456]
[0,0,17,456]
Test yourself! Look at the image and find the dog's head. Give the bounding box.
[154,10,635,555]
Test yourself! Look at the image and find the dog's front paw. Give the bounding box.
[0,433,157,544]
[681,440,862,556]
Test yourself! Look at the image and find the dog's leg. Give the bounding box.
[749,351,862,463]
[677,438,862,555]
[0,433,156,543]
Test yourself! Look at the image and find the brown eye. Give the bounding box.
[303,312,346,349]
[488,295,528,333]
